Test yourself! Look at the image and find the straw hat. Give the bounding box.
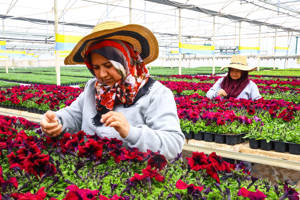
[221,55,257,71]
[64,21,159,65]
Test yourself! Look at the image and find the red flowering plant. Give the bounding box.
[0,84,82,112]
[196,110,252,135]
[244,109,300,144]
[0,114,298,199]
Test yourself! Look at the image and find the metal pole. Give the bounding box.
[238,21,241,49]
[284,31,290,69]
[2,19,9,73]
[273,29,277,70]
[144,1,146,24]
[54,0,61,86]
[212,16,215,75]
[234,22,237,47]
[257,25,261,71]
[129,0,132,23]
[178,8,182,75]
[295,36,298,55]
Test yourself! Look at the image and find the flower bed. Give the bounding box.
[0,115,299,200]
[0,75,299,149]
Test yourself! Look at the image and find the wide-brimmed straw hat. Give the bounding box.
[221,55,257,71]
[64,21,159,65]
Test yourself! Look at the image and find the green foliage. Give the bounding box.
[250,68,300,77]
[148,66,223,75]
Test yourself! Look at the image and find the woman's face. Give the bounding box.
[229,68,242,80]
[91,53,122,86]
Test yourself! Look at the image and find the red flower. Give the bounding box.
[124,148,145,162]
[11,187,47,200]
[142,166,165,182]
[176,179,188,189]
[129,166,165,183]
[176,179,204,193]
[208,152,233,172]
[206,164,220,183]
[23,153,56,177]
[63,185,98,200]
[186,152,209,171]
[268,109,277,118]
[7,152,24,169]
[216,117,225,125]
[78,139,103,160]
[238,187,267,200]
[238,187,249,197]
[109,147,126,164]
[147,152,167,170]
[0,94,6,102]
[247,105,256,115]
[129,173,145,182]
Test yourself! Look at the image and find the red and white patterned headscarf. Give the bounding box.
[84,40,150,125]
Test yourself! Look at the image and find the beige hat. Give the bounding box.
[64,21,159,65]
[221,55,257,71]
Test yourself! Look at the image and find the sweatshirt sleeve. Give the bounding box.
[124,84,184,160]
[250,81,262,101]
[55,88,85,134]
[206,78,223,99]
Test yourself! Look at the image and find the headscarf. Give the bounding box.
[220,68,250,99]
[84,40,150,126]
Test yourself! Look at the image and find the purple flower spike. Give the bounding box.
[175,193,182,200]
[204,187,212,195]
[253,116,261,122]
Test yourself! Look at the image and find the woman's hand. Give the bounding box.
[101,111,130,138]
[40,110,62,137]
[217,89,227,97]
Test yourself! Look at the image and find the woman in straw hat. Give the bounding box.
[206,55,261,100]
[40,21,184,160]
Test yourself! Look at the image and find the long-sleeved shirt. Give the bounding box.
[55,78,184,160]
[206,77,262,100]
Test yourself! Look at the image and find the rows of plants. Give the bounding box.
[0,114,299,200]
[0,84,81,112]
[157,76,300,103]
[177,94,300,153]
[0,73,90,85]
[0,81,19,88]
[0,74,299,150]
[250,68,300,77]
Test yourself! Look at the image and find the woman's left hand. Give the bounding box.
[101,111,130,138]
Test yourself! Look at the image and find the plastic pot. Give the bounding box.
[260,139,273,151]
[289,143,300,155]
[194,132,203,140]
[214,134,225,144]
[203,132,214,142]
[249,139,260,149]
[273,140,288,153]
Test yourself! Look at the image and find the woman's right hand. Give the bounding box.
[40,110,62,137]
[217,89,227,97]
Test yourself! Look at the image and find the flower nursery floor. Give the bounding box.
[1,107,300,191]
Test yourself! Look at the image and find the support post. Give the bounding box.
[238,21,241,49]
[129,0,132,23]
[212,16,216,75]
[178,8,182,75]
[54,0,61,86]
[284,31,290,69]
[257,25,261,71]
[273,29,277,70]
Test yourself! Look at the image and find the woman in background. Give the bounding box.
[206,55,261,100]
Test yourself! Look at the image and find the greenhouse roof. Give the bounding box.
[0,0,300,56]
